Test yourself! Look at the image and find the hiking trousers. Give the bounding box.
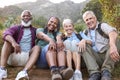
[82,38,120,75]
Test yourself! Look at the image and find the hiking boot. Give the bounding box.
[51,68,62,80]
[73,71,83,80]
[89,72,101,80]
[60,68,73,80]
[15,70,29,80]
[0,68,7,79]
[101,70,111,80]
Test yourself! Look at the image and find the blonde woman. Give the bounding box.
[62,19,92,80]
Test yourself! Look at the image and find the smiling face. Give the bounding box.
[63,19,74,36]
[47,17,59,32]
[21,10,32,27]
[83,12,97,30]
[21,10,32,23]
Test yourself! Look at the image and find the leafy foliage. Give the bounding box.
[4,16,20,28]
[32,16,47,28]
[3,16,47,28]
[82,0,103,21]
[82,0,120,33]
[99,0,120,30]
[0,23,4,30]
[74,21,86,32]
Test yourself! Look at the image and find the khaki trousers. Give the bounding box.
[82,38,120,75]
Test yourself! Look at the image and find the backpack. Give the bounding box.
[84,23,109,39]
[62,33,82,41]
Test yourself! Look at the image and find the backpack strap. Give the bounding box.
[75,33,82,41]
[84,23,109,39]
[97,23,109,39]
[61,33,67,41]
[62,33,82,41]
[84,29,88,35]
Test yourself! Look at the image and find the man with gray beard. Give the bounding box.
[0,10,40,80]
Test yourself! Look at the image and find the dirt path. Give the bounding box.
[3,66,88,80]
[3,66,120,80]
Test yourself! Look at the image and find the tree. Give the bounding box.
[99,0,120,30]
[74,20,86,32]
[82,0,103,21]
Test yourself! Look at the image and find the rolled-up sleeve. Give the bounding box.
[101,23,117,35]
[3,26,18,41]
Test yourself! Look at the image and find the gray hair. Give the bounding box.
[21,10,32,18]
[82,11,96,20]
[62,19,73,26]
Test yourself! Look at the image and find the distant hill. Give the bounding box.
[0,0,90,22]
[0,6,23,17]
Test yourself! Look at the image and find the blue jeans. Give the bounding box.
[36,45,49,68]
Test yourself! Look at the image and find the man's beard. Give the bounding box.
[21,20,32,27]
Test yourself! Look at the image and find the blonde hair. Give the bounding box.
[62,19,73,27]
